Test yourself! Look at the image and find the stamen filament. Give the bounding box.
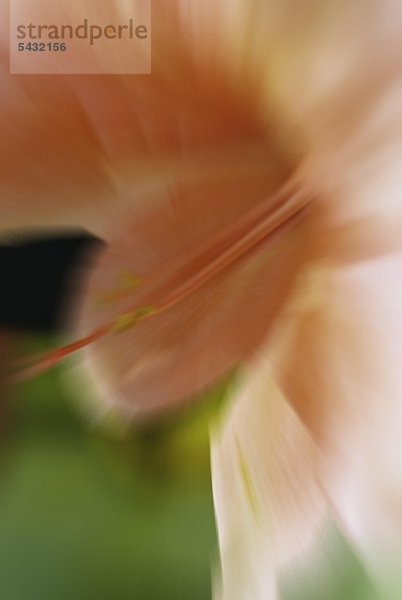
[14,178,309,382]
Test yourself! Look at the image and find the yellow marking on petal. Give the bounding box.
[112,312,138,333]
[134,306,157,319]
[112,306,157,333]
[236,436,259,520]
[118,272,141,293]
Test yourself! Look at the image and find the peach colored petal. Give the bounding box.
[0,0,278,238]
[3,0,401,239]
[0,64,116,236]
[75,174,311,416]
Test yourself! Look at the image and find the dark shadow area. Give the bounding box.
[0,232,104,333]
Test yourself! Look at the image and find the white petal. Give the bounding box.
[211,356,326,599]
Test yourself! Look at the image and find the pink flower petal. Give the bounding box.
[272,242,402,593]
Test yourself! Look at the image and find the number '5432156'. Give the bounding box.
[18,42,67,51]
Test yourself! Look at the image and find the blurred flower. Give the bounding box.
[4,0,402,598]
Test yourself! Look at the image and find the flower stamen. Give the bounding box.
[14,177,310,382]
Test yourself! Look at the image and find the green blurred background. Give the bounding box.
[1,335,218,600]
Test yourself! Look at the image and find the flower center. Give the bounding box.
[14,176,310,382]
